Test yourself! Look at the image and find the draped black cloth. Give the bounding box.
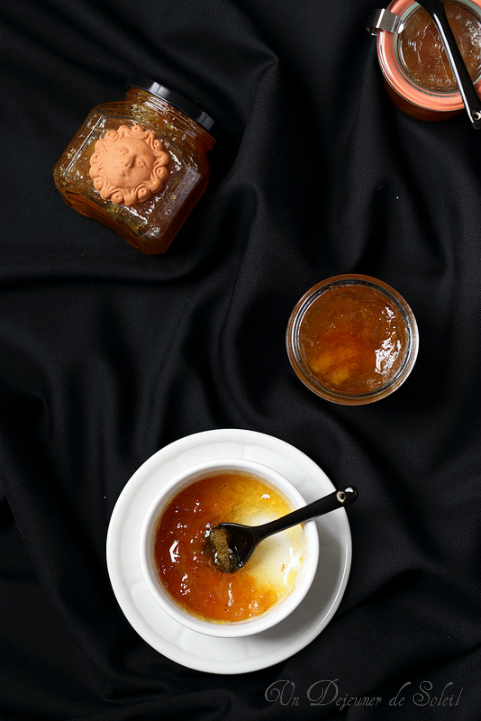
[1,1,480,719]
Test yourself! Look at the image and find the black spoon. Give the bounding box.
[416,0,481,128]
[206,486,358,573]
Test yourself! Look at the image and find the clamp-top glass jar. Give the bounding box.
[53,76,215,254]
[368,0,481,121]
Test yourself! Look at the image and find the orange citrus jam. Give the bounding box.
[53,85,214,255]
[152,471,304,623]
[398,1,481,91]
[299,284,407,395]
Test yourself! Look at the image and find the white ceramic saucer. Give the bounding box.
[106,429,353,675]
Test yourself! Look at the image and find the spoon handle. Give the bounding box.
[255,486,358,540]
[422,1,481,129]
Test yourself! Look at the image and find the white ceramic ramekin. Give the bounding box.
[139,458,319,638]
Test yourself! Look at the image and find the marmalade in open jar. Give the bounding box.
[373,0,481,120]
[286,275,419,405]
[398,1,481,91]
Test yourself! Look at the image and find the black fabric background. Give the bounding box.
[1,0,480,719]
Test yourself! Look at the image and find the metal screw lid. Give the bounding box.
[127,74,215,133]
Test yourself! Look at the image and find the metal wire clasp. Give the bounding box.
[366,8,404,35]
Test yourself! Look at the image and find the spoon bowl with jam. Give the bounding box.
[206,486,358,574]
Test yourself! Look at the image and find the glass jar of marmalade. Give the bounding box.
[53,76,215,254]
[286,275,419,405]
[369,0,481,120]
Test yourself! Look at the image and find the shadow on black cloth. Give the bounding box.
[0,0,480,719]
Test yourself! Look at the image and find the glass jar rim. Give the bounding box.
[377,0,481,113]
[286,274,419,406]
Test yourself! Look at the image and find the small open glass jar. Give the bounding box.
[53,76,215,254]
[286,275,419,405]
[368,0,481,120]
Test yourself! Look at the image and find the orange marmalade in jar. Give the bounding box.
[371,0,481,120]
[53,76,215,254]
[398,2,481,90]
[286,275,419,405]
